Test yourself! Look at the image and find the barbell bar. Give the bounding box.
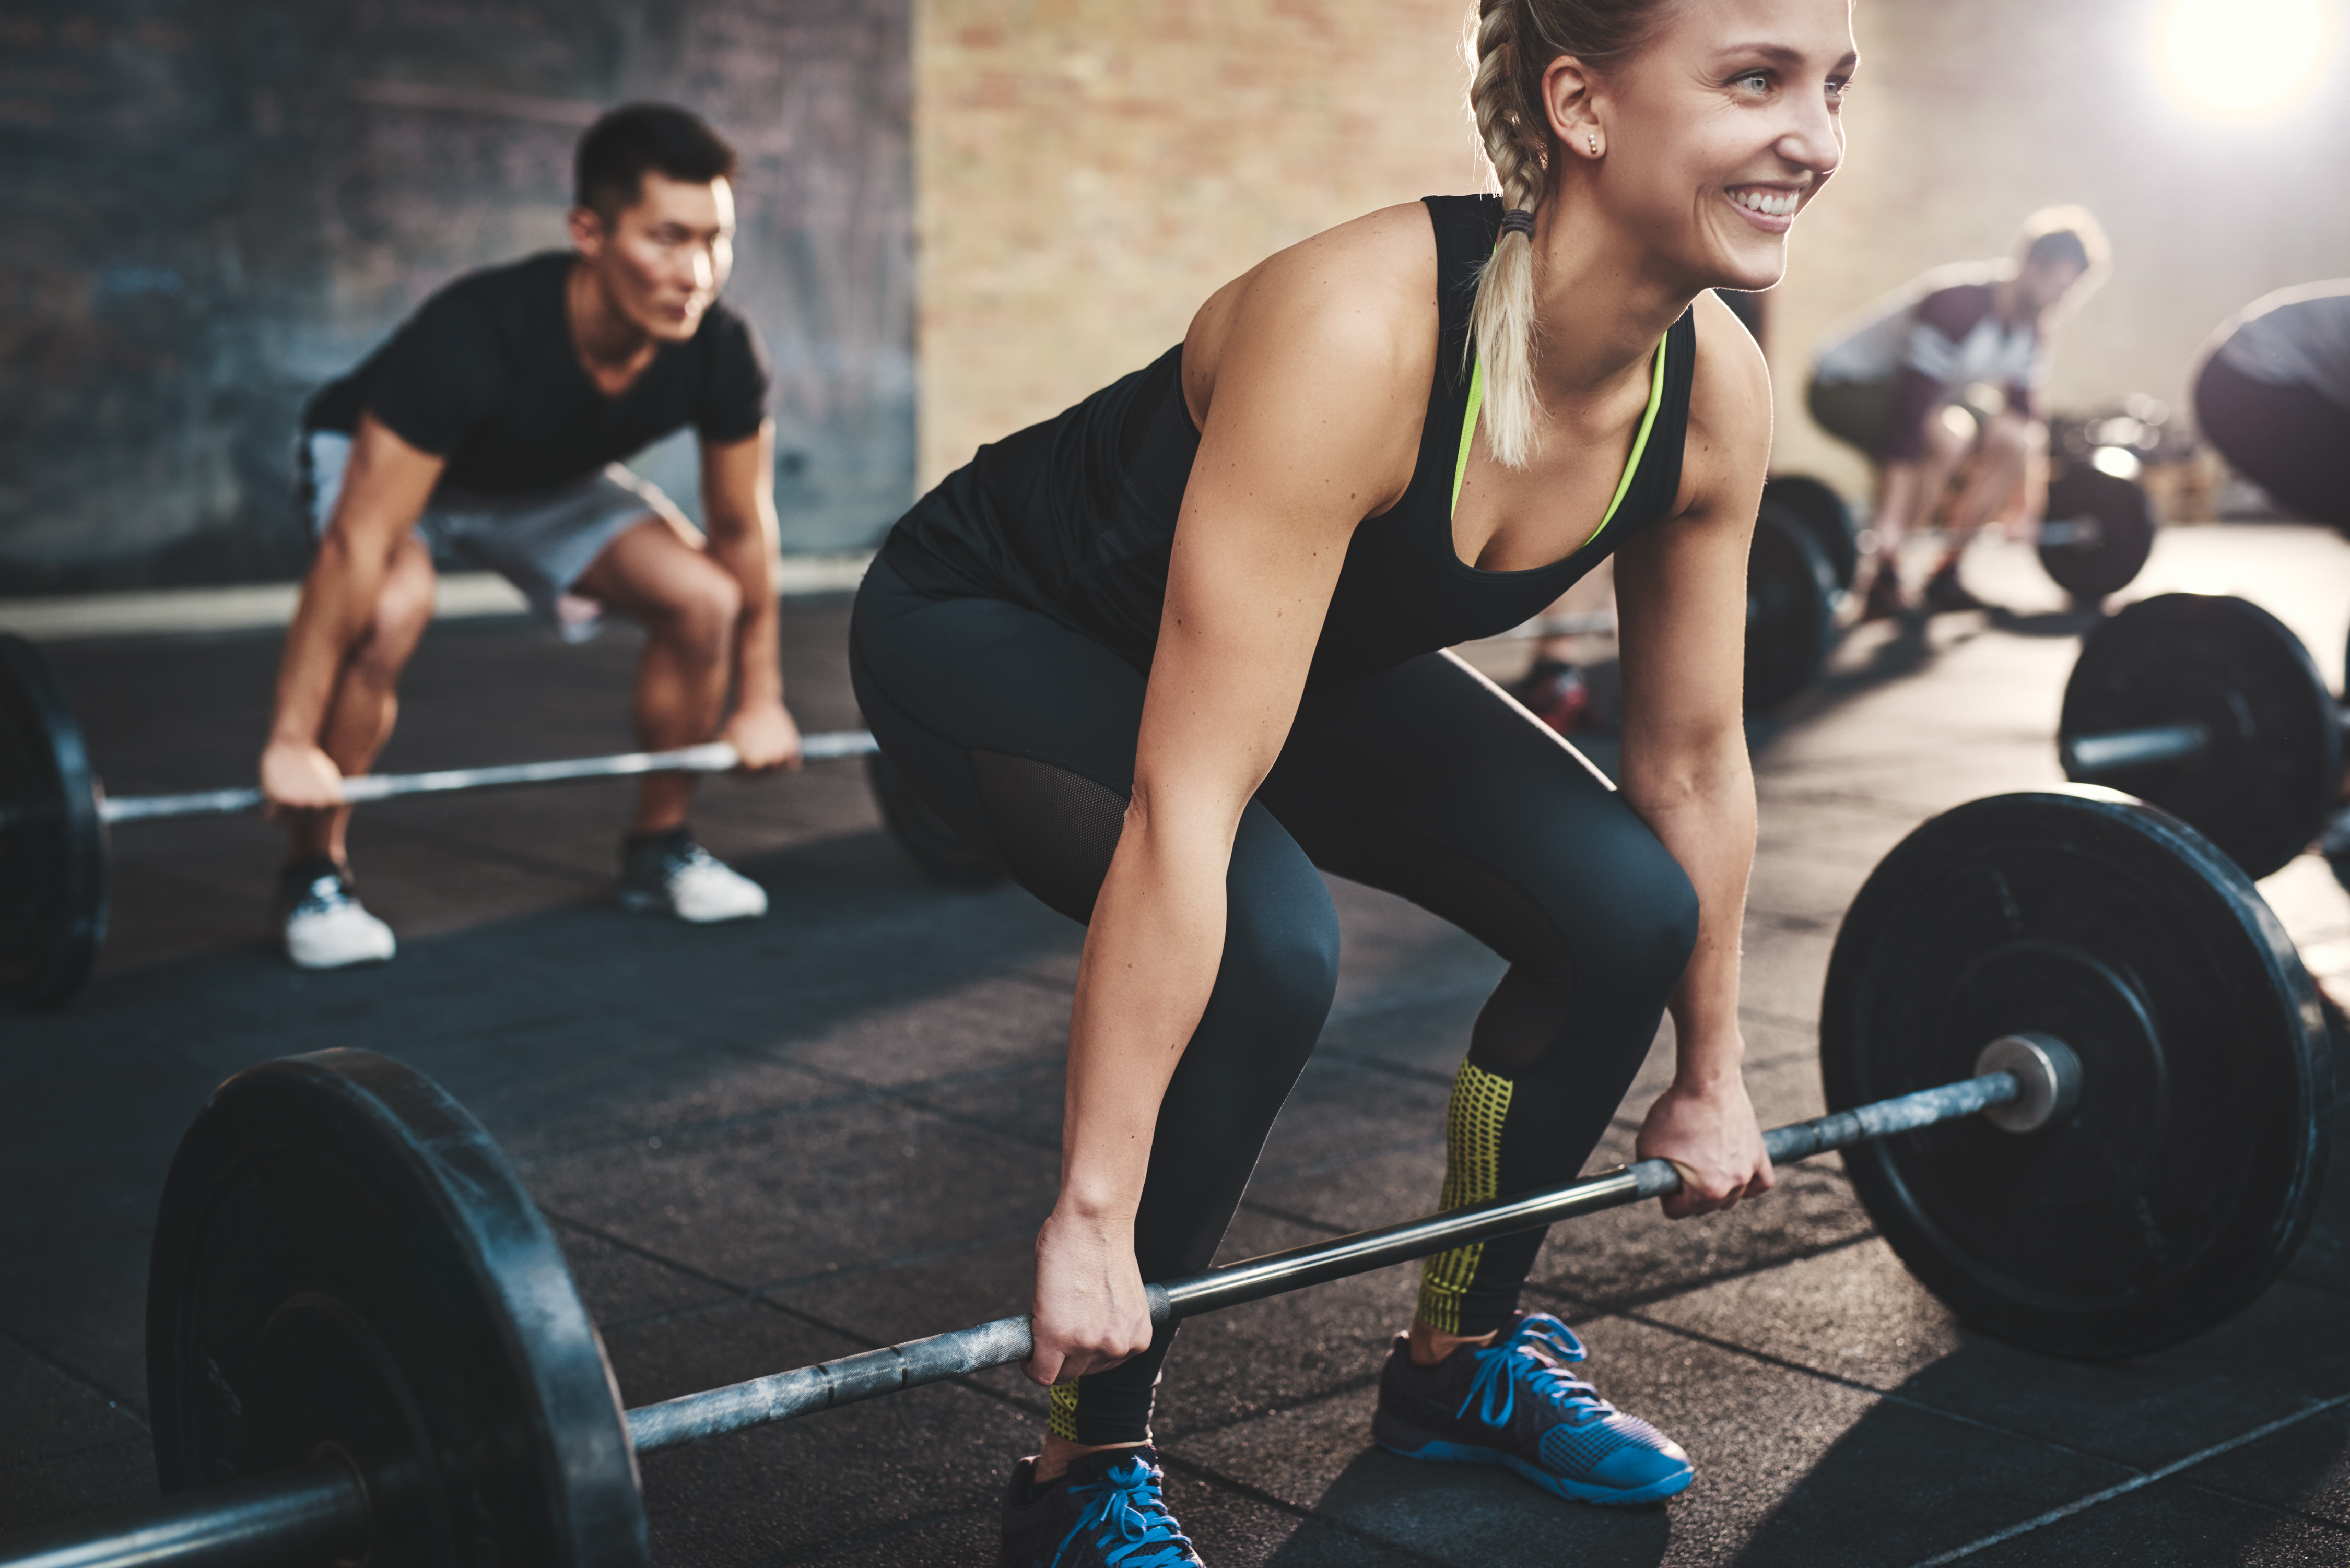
[0,1043,2073,1568]
[0,787,2332,1568]
[1,632,1006,1011]
[90,733,877,827]
[2056,593,2344,878]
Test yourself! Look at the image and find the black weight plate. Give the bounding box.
[1822,790,2332,1358]
[1762,474,1860,592]
[2060,594,2337,880]
[1744,506,1839,712]
[148,1050,648,1567]
[867,750,1009,888]
[0,634,106,1009]
[2039,467,2156,599]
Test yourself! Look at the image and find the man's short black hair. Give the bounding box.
[575,103,738,223]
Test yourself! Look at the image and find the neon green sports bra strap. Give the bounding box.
[1449,332,1673,548]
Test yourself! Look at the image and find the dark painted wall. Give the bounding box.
[0,0,913,595]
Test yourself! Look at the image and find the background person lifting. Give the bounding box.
[1807,208,2107,618]
[260,103,803,970]
[2192,280,2350,537]
[850,0,1853,1559]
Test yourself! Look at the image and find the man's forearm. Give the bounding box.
[271,535,390,745]
[708,511,784,708]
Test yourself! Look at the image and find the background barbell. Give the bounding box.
[0,633,1006,1011]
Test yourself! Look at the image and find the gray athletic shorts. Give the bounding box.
[299,431,687,642]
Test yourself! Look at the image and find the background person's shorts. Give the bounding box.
[1806,374,1895,459]
[298,431,688,642]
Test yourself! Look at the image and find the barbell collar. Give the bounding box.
[622,1069,2025,1455]
[0,1457,366,1568]
[95,732,880,826]
[2061,722,2210,777]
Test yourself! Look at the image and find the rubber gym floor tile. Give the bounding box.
[523,1091,1059,1288]
[0,1437,158,1541]
[1149,1205,1427,1441]
[875,1056,1065,1153]
[1520,1162,1870,1313]
[0,1334,146,1469]
[2171,1399,2350,1530]
[1308,982,1499,1082]
[1732,923,1836,1026]
[549,1222,744,1328]
[1322,875,1511,1016]
[1243,1053,1452,1187]
[1930,1475,2350,1567]
[609,1304,1045,1565]
[0,1244,158,1416]
[762,1228,1036,1351]
[1635,1236,2350,1475]
[1178,1312,2130,1568]
[1238,1137,1449,1240]
[1154,1464,1451,1568]
[772,972,1072,1090]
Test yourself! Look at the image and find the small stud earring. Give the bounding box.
[1588,132,1599,156]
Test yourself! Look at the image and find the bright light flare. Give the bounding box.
[2163,0,2328,111]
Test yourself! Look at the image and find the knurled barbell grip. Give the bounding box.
[95,732,880,826]
[2060,722,2212,777]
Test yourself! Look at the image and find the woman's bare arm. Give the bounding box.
[1612,291,1773,1220]
[1026,208,1435,1385]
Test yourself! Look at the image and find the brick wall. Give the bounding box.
[916,0,2350,504]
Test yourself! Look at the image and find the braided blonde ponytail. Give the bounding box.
[1464,0,1676,469]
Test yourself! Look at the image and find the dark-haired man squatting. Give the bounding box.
[261,102,802,969]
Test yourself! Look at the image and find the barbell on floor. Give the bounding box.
[2057,593,2345,879]
[0,634,1007,1011]
[0,787,2331,1567]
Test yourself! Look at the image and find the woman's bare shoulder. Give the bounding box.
[1677,291,1774,520]
[1183,204,1441,413]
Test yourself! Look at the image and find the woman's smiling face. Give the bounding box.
[1565,0,1857,294]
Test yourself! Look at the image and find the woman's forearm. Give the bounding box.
[1057,801,1236,1218]
[1623,747,1756,1088]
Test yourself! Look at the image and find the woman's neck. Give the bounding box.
[1523,195,1698,418]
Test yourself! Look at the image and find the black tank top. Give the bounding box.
[882,194,1697,686]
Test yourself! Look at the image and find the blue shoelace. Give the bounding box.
[1459,1315,1619,1431]
[1052,1455,1197,1568]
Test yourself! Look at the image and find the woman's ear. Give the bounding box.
[1541,54,1606,158]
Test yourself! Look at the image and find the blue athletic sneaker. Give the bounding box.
[1373,1312,1693,1506]
[999,1445,1205,1567]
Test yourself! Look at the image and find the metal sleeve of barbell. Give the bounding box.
[0,1458,368,1568]
[97,732,880,823]
[621,1072,2020,1455]
[2060,723,2211,777]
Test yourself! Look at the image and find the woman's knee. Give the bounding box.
[1220,817,1342,1037]
[1545,834,1701,1001]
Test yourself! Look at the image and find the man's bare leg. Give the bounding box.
[288,535,438,865]
[571,517,743,835]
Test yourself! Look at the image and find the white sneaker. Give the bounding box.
[278,859,397,970]
[619,831,768,924]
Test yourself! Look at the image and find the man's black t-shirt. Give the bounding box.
[304,253,771,496]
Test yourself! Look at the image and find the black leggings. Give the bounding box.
[850,559,1699,1444]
